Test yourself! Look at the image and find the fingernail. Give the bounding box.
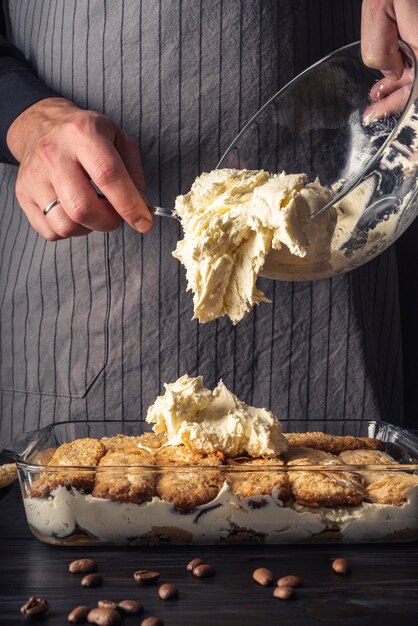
[134,217,153,233]
[362,113,374,126]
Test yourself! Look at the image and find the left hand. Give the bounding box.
[361,0,418,122]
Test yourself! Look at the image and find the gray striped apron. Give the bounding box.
[0,0,402,447]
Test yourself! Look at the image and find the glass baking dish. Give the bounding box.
[4,420,418,545]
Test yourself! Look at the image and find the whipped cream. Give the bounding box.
[295,486,418,543]
[24,482,418,545]
[146,374,288,457]
[173,169,335,324]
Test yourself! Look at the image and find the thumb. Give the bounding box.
[361,0,404,80]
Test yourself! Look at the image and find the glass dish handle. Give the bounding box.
[0,425,51,464]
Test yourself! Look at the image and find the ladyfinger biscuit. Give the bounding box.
[92,447,155,504]
[155,445,224,513]
[101,434,143,452]
[137,432,167,450]
[29,438,105,497]
[339,449,418,505]
[284,432,383,455]
[227,457,290,501]
[0,463,17,488]
[284,447,366,507]
[339,449,397,466]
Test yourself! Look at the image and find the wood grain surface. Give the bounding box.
[1,485,418,625]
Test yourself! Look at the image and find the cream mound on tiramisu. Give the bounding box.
[145,374,288,458]
[23,375,418,545]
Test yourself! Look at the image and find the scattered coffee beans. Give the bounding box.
[97,600,119,610]
[252,568,275,586]
[20,596,49,617]
[69,559,97,574]
[118,600,144,615]
[81,573,103,588]
[67,605,91,623]
[332,558,351,575]
[158,583,179,600]
[273,586,294,600]
[133,570,161,585]
[87,607,121,626]
[187,558,204,572]
[140,617,164,626]
[192,563,216,578]
[277,575,303,588]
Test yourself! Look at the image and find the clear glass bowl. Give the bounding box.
[218,41,418,280]
[5,420,418,545]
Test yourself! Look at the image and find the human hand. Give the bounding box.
[361,0,418,123]
[7,97,152,240]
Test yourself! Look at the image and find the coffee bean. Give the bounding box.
[97,600,119,610]
[273,586,294,600]
[118,600,144,615]
[252,567,275,586]
[140,617,164,626]
[133,570,160,585]
[69,559,97,574]
[277,575,303,588]
[67,606,91,623]
[332,558,351,575]
[20,596,49,616]
[192,564,216,579]
[81,573,103,588]
[87,608,121,626]
[187,558,204,572]
[158,583,179,600]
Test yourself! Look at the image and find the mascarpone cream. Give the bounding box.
[173,168,335,324]
[24,482,418,545]
[146,374,288,458]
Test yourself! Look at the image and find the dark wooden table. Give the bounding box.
[1,484,418,625]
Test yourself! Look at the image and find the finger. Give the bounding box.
[114,132,154,225]
[77,138,153,233]
[50,159,122,232]
[20,199,62,241]
[36,183,91,238]
[15,176,60,240]
[369,68,414,102]
[44,201,92,238]
[361,0,403,80]
[114,131,146,193]
[363,85,411,124]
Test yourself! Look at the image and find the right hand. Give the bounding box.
[7,97,152,240]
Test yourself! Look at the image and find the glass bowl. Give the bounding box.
[218,41,418,280]
[4,420,418,545]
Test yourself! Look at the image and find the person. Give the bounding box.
[0,0,409,448]
[361,0,418,425]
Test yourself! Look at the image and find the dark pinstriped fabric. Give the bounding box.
[0,0,402,446]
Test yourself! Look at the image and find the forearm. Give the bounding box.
[7,97,78,163]
[0,35,58,164]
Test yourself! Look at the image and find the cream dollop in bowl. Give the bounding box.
[218,41,418,280]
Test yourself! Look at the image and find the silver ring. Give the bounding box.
[43,199,60,215]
